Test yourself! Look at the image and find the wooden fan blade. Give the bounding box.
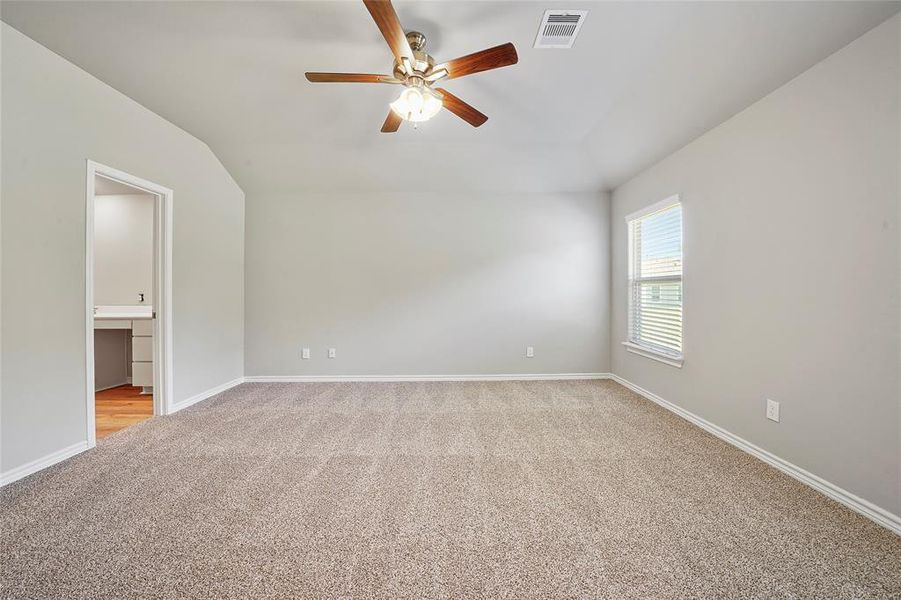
[436,88,488,127]
[363,0,414,65]
[381,110,402,133]
[439,43,518,81]
[305,72,399,84]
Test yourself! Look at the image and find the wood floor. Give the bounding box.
[95,385,152,440]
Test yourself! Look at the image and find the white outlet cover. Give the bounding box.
[328,348,336,358]
[302,348,310,359]
[526,346,534,358]
[766,399,780,422]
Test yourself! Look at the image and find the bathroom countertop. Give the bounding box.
[94,305,152,320]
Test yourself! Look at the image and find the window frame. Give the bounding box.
[623,195,684,368]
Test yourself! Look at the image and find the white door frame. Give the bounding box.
[85,160,174,448]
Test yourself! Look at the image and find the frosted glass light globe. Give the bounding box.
[390,87,442,123]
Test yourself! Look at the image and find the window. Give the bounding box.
[625,197,683,367]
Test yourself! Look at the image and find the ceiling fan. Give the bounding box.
[305,0,518,132]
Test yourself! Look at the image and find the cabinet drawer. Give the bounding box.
[131,319,153,336]
[132,362,153,387]
[132,336,153,361]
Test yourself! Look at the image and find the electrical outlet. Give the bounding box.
[766,399,780,422]
[526,346,534,358]
[328,348,336,359]
[301,348,310,360]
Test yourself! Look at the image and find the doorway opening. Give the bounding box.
[85,161,172,446]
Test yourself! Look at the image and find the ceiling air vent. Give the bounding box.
[534,9,588,49]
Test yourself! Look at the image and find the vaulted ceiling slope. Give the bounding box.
[2,1,898,195]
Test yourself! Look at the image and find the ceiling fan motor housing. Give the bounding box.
[393,31,436,81]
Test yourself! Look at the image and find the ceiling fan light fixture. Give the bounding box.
[306,1,518,132]
[390,86,442,123]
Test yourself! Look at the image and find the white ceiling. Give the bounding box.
[3,1,899,195]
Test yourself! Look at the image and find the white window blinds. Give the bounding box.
[627,199,683,359]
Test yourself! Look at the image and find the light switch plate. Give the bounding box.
[766,399,780,422]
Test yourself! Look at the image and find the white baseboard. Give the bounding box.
[168,377,245,414]
[609,374,901,536]
[1,378,245,486]
[0,441,90,487]
[244,373,612,383]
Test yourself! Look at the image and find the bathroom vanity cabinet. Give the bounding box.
[94,306,154,392]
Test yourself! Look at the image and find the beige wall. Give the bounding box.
[1,23,245,474]
[245,191,610,377]
[94,193,154,306]
[609,15,900,515]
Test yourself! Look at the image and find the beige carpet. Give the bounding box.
[1,380,899,598]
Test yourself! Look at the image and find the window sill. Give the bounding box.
[622,342,683,368]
